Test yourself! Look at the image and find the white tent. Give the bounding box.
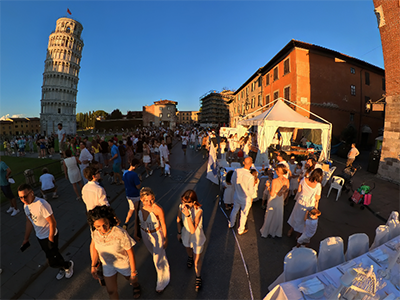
[238,99,332,163]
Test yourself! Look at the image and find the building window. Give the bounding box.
[58,108,61,114]
[167,113,171,118]
[265,73,270,86]
[274,67,279,81]
[350,85,356,96]
[258,95,262,106]
[365,72,370,85]
[284,58,290,75]
[258,76,262,87]
[350,67,355,74]
[159,113,163,118]
[350,113,354,122]
[382,78,385,90]
[251,98,255,109]
[274,90,279,100]
[284,86,291,101]
[265,95,270,105]
[246,87,249,95]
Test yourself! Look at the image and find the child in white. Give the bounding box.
[297,208,321,247]
[250,169,260,200]
[289,162,302,196]
[164,162,171,177]
[223,170,234,210]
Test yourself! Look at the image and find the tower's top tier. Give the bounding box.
[55,17,83,39]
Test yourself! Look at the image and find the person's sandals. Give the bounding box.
[133,284,141,299]
[187,256,194,268]
[195,276,202,292]
[287,228,293,237]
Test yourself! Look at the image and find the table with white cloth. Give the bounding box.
[264,235,400,300]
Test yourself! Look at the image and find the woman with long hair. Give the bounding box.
[62,149,83,200]
[177,189,206,292]
[142,142,153,178]
[88,205,140,299]
[260,164,290,238]
[287,168,323,238]
[134,187,170,293]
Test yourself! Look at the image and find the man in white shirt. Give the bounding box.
[82,167,109,211]
[346,143,360,168]
[39,167,59,200]
[274,152,291,179]
[229,157,255,235]
[159,139,169,176]
[57,123,66,156]
[79,141,93,184]
[19,183,74,280]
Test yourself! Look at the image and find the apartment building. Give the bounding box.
[176,111,199,125]
[143,100,178,129]
[1,117,41,136]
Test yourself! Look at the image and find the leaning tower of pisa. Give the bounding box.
[40,17,84,135]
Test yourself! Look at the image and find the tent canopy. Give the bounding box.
[238,99,332,162]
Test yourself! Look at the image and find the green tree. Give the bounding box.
[109,109,123,120]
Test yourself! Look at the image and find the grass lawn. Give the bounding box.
[1,156,64,203]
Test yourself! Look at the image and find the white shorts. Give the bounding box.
[126,196,140,210]
[102,264,131,277]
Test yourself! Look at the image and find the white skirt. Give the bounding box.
[143,155,151,163]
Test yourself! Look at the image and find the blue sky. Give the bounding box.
[0,0,384,118]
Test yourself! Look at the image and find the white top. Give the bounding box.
[57,128,65,142]
[348,147,360,159]
[82,181,109,211]
[274,160,290,179]
[232,168,255,202]
[159,144,169,158]
[304,218,318,238]
[180,205,206,249]
[297,178,322,207]
[40,173,55,190]
[79,148,93,170]
[181,136,189,145]
[164,163,170,173]
[24,197,57,239]
[92,226,136,269]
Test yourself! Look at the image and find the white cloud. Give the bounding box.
[0,114,27,120]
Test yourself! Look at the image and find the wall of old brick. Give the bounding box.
[373,0,400,184]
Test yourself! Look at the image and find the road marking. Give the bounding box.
[219,203,255,300]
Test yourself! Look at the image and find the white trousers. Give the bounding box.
[141,229,170,291]
[229,197,253,234]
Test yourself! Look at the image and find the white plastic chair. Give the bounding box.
[230,162,242,169]
[317,236,345,271]
[322,166,337,187]
[386,211,399,224]
[219,160,230,168]
[284,247,317,281]
[387,219,400,239]
[345,233,369,261]
[327,176,345,201]
[370,225,390,250]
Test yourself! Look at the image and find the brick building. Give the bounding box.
[230,40,386,147]
[176,111,199,125]
[1,117,41,136]
[199,90,233,126]
[143,100,178,129]
[373,0,400,184]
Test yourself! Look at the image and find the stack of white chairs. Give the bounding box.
[345,233,369,261]
[370,225,390,250]
[284,247,317,281]
[386,211,400,239]
[317,237,345,271]
[327,176,345,201]
[230,162,241,169]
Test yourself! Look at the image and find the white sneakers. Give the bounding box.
[9,208,20,217]
[65,260,74,278]
[150,170,153,176]
[56,269,65,280]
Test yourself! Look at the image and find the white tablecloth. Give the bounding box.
[264,235,400,300]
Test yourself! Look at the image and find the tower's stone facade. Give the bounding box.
[373,0,400,184]
[40,17,84,135]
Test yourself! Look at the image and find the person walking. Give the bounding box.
[142,142,153,178]
[346,143,360,168]
[134,187,170,293]
[159,140,169,176]
[19,183,74,280]
[228,157,256,235]
[63,149,83,200]
[177,189,206,292]
[108,140,123,185]
[88,205,141,299]
[79,141,93,185]
[287,168,323,238]
[82,166,109,212]
[0,158,19,216]
[122,158,141,228]
[57,123,66,156]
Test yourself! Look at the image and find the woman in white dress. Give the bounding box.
[88,205,141,299]
[134,187,170,293]
[260,165,290,238]
[142,143,152,178]
[287,168,323,238]
[177,189,206,292]
[62,148,83,199]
